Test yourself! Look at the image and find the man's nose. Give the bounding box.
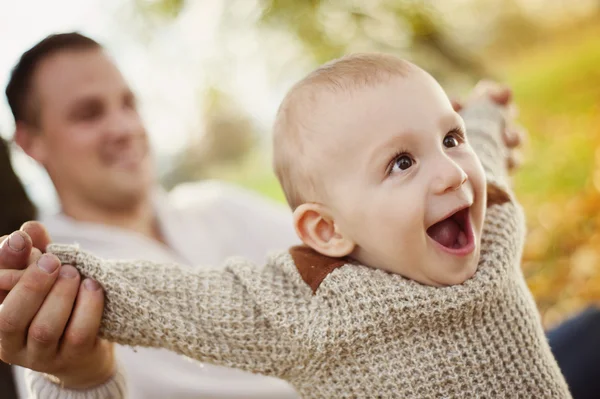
[431,156,468,195]
[105,110,139,139]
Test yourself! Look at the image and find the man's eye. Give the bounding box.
[123,93,137,110]
[391,154,413,173]
[443,135,459,148]
[73,103,103,121]
[79,109,100,120]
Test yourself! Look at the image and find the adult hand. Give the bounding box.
[452,80,526,172]
[0,221,115,389]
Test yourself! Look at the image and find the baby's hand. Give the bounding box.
[452,80,526,172]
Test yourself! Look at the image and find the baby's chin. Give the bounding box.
[423,251,481,287]
[443,253,479,286]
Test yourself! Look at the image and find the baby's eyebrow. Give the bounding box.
[364,131,413,168]
[440,112,465,132]
[447,126,467,138]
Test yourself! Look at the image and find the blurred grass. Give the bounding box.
[500,21,600,327]
[504,22,600,206]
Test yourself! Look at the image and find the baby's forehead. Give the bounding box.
[295,81,460,155]
[283,66,455,153]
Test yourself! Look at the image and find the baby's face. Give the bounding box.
[314,70,486,286]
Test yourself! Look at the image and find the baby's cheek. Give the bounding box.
[472,168,488,227]
[474,201,487,237]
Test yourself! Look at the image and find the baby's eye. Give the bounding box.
[443,134,459,148]
[390,154,414,174]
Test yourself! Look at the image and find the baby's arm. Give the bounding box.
[461,98,526,273]
[460,98,513,205]
[47,244,301,379]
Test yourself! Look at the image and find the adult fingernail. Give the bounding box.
[37,254,59,274]
[7,232,25,251]
[84,279,101,291]
[59,265,79,279]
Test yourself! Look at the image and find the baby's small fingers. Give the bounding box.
[514,125,528,146]
[502,128,519,148]
[503,125,527,149]
[450,98,463,112]
[471,80,512,106]
[507,151,522,171]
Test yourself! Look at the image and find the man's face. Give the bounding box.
[27,48,153,210]
[315,71,487,286]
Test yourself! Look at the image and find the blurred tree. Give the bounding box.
[134,0,185,20]
[256,0,489,82]
[161,87,258,190]
[131,0,497,85]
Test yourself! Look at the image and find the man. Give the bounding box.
[3,32,301,398]
[0,33,521,398]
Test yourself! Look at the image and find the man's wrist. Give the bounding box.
[25,356,127,399]
[52,341,116,389]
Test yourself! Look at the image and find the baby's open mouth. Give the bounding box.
[426,207,472,252]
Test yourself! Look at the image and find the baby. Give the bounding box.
[44,54,569,398]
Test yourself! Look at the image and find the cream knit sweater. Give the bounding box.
[47,101,571,399]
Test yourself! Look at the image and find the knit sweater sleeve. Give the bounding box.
[460,99,513,204]
[46,245,304,379]
[22,362,127,399]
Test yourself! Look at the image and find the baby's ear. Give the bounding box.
[293,203,355,258]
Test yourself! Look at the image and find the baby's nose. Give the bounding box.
[432,162,468,195]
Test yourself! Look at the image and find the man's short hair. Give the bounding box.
[5,32,101,125]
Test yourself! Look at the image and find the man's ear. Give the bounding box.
[293,203,355,258]
[14,122,46,163]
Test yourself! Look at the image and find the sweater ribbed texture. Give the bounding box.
[45,197,570,398]
[33,99,571,398]
[23,364,127,399]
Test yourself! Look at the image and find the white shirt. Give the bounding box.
[14,180,302,399]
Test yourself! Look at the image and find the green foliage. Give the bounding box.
[507,25,600,202]
[502,23,600,326]
[134,0,185,20]
[256,0,487,83]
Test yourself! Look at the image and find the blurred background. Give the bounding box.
[1,0,599,328]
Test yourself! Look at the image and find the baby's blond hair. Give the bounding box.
[273,53,414,209]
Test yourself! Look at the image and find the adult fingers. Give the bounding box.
[26,265,81,369]
[0,254,61,363]
[0,231,32,270]
[21,221,52,253]
[0,231,33,306]
[60,278,105,361]
[0,269,25,291]
[28,247,43,266]
[2,249,45,303]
